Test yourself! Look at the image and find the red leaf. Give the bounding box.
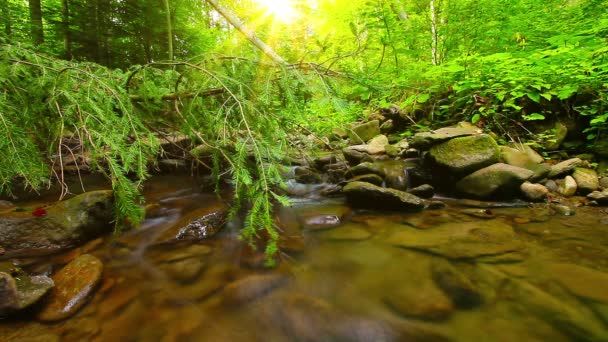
[32,207,47,217]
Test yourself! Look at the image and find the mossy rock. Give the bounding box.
[428,134,500,174]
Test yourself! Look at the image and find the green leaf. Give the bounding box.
[417,93,430,104]
[471,113,481,124]
[522,113,545,121]
[527,92,541,103]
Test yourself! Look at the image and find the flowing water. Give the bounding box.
[1,174,608,341]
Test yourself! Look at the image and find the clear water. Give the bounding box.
[1,174,608,341]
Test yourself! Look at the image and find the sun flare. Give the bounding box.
[255,0,299,23]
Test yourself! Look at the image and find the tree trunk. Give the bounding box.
[61,0,71,59]
[203,0,287,65]
[1,0,11,36]
[28,0,44,45]
[430,0,438,65]
[162,0,173,60]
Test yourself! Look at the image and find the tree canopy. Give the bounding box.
[1,0,607,260]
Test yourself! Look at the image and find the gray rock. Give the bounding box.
[331,127,348,140]
[550,203,575,216]
[342,148,372,165]
[348,120,380,144]
[343,182,425,211]
[411,126,481,149]
[557,176,577,197]
[456,163,534,199]
[520,182,549,201]
[0,191,114,255]
[345,160,415,191]
[544,179,558,192]
[572,168,599,194]
[346,135,388,155]
[529,163,552,182]
[545,121,568,151]
[157,205,228,243]
[428,134,500,174]
[587,190,608,205]
[387,220,524,260]
[548,158,583,178]
[407,184,434,199]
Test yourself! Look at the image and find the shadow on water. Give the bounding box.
[1,174,608,341]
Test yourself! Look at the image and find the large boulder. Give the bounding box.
[345,135,389,155]
[0,191,114,255]
[348,120,380,144]
[345,160,418,191]
[428,134,500,175]
[411,126,481,149]
[500,145,543,168]
[456,163,533,199]
[343,182,425,211]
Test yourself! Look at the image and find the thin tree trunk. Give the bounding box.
[61,0,71,59]
[28,0,44,45]
[162,0,173,60]
[1,0,11,36]
[430,0,438,65]
[204,0,287,65]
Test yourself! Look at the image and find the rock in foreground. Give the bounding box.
[456,163,533,199]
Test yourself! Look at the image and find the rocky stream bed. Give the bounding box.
[1,122,608,341]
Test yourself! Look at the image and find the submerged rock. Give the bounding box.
[428,134,500,174]
[38,254,103,322]
[343,182,425,211]
[549,263,608,303]
[387,220,524,260]
[456,163,533,199]
[0,191,114,256]
[316,223,372,241]
[0,268,53,317]
[222,273,289,305]
[431,260,482,309]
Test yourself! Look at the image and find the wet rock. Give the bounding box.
[0,200,15,211]
[549,263,608,303]
[222,273,289,305]
[0,272,18,315]
[426,201,447,210]
[298,203,351,231]
[312,153,339,171]
[549,203,575,216]
[345,162,383,178]
[97,286,139,318]
[348,120,380,144]
[278,235,306,253]
[346,174,384,186]
[587,190,608,205]
[456,163,534,199]
[317,223,372,241]
[557,176,577,197]
[343,182,425,211]
[294,167,322,184]
[387,220,524,260]
[520,182,549,201]
[548,158,583,178]
[545,121,568,151]
[0,191,113,255]
[157,204,227,243]
[431,260,482,308]
[407,184,434,199]
[572,168,599,194]
[428,134,500,174]
[38,254,103,322]
[459,208,496,219]
[411,126,481,149]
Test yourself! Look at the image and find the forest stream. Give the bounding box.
[1,173,607,342]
